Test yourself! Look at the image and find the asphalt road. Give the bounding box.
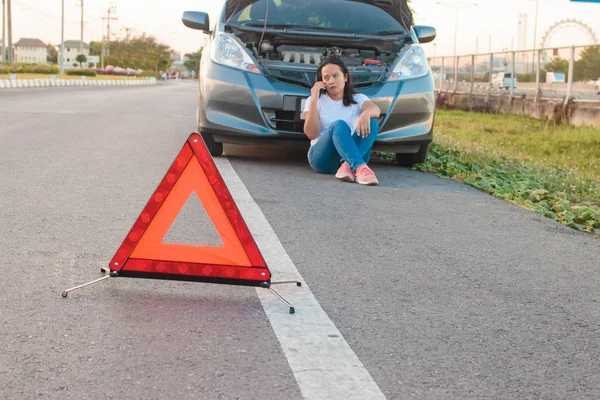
[1,82,599,400]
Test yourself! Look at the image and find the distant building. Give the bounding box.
[13,38,47,64]
[59,40,90,66]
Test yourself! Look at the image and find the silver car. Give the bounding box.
[182,0,436,166]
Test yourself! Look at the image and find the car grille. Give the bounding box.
[351,73,385,87]
[264,66,385,89]
[271,110,305,133]
[265,68,315,88]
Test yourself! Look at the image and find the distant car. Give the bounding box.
[581,79,600,95]
[182,0,437,166]
[546,72,565,84]
[493,72,517,90]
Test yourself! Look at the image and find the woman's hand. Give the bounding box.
[311,81,326,98]
[356,111,372,138]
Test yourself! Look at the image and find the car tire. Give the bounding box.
[201,132,223,157]
[396,143,430,167]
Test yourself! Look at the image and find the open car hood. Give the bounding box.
[225,0,413,29]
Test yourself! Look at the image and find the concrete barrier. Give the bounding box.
[436,91,600,128]
[0,77,157,90]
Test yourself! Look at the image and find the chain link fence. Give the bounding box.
[429,45,600,102]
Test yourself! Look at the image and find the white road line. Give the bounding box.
[215,157,387,400]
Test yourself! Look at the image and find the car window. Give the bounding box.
[229,0,405,34]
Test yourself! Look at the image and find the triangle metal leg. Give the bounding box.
[268,287,296,314]
[271,280,302,287]
[61,269,114,298]
[61,270,301,316]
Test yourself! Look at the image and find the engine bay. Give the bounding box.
[226,29,405,88]
[251,41,397,70]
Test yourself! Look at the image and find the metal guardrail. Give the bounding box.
[428,44,600,104]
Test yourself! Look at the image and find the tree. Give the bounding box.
[76,54,87,68]
[542,57,569,78]
[184,49,202,73]
[89,41,103,56]
[574,45,600,82]
[46,44,58,64]
[102,34,173,75]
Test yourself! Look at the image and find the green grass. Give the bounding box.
[434,110,600,181]
[395,110,600,236]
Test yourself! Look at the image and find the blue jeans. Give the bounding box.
[308,118,379,174]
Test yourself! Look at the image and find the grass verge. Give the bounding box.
[384,110,600,236]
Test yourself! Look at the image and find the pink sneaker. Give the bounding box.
[335,162,355,182]
[355,165,379,186]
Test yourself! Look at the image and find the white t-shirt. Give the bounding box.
[302,93,369,146]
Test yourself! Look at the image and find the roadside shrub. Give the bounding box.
[26,64,59,74]
[0,63,59,74]
[66,69,97,77]
[9,63,24,73]
[140,70,157,78]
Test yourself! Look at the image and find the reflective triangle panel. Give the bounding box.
[109,133,270,286]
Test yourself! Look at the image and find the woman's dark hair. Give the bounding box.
[316,56,357,107]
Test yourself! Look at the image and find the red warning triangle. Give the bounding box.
[109,133,271,287]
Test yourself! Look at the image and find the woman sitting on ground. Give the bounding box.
[302,56,382,185]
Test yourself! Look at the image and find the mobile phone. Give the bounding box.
[316,73,326,96]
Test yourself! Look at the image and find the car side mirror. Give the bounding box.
[182,11,211,34]
[414,25,436,44]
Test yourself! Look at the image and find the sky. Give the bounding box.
[3,0,600,57]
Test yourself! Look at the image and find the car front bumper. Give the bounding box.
[198,61,435,153]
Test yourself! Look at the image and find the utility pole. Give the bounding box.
[1,0,5,62]
[76,0,84,57]
[60,0,64,73]
[531,0,539,76]
[6,0,12,63]
[101,5,117,69]
[436,1,478,92]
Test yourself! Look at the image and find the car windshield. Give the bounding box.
[228,0,405,35]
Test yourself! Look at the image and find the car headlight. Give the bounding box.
[210,33,261,74]
[388,45,429,81]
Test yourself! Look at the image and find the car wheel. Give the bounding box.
[396,144,430,167]
[201,132,223,157]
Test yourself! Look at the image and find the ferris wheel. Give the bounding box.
[540,19,598,63]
